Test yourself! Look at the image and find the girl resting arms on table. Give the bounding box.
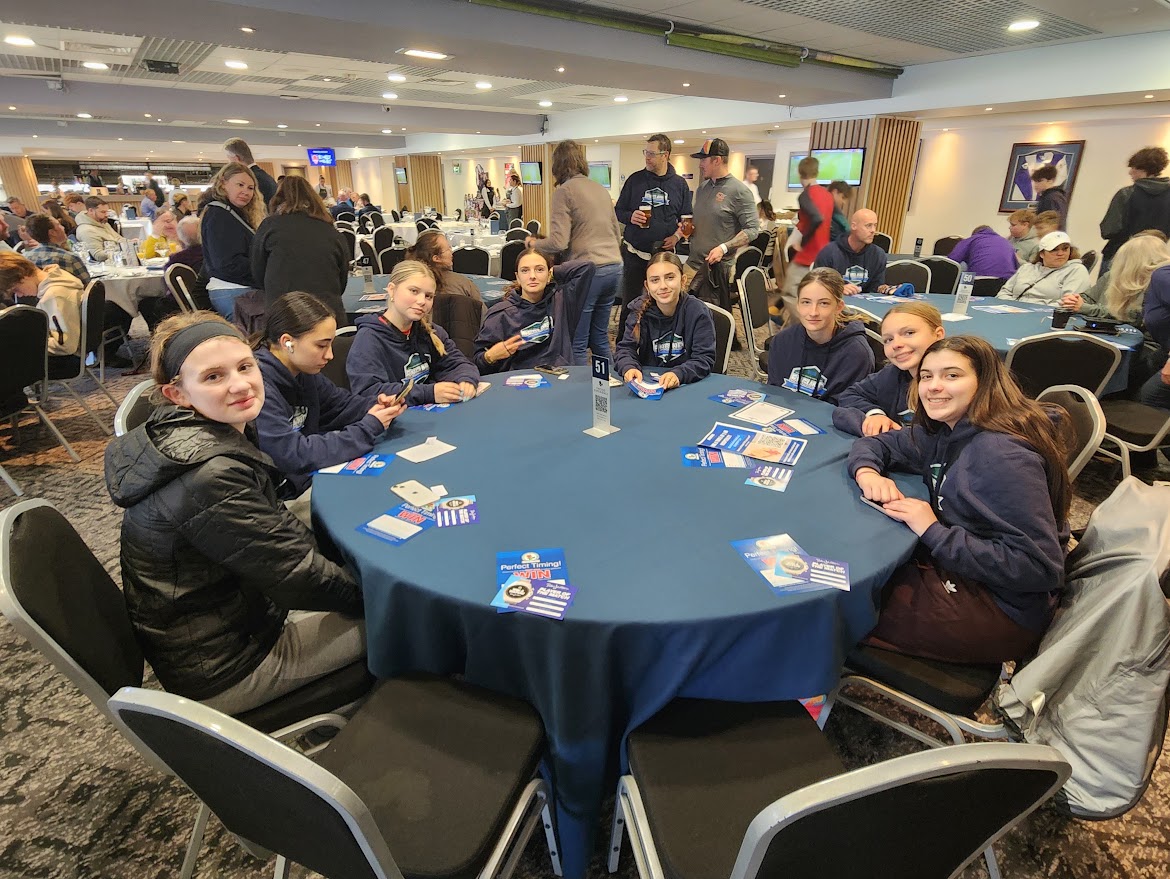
[346,259,480,406]
[253,292,405,500]
[767,267,874,404]
[104,312,366,714]
[475,249,572,374]
[848,335,1070,664]
[832,302,945,436]
[613,251,716,389]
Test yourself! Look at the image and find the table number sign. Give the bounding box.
[943,272,974,321]
[584,355,620,438]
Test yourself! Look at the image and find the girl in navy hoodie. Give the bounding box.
[849,335,1070,664]
[346,260,480,405]
[614,252,716,388]
[833,302,945,436]
[475,249,570,374]
[766,267,874,404]
[253,292,405,498]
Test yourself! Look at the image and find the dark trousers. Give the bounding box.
[616,247,649,343]
[103,302,133,356]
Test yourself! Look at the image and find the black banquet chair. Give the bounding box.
[607,697,1070,879]
[873,231,893,253]
[932,235,962,257]
[1036,384,1105,481]
[109,674,563,879]
[164,263,201,312]
[736,266,770,381]
[972,276,1007,297]
[526,219,541,235]
[377,246,407,274]
[322,326,357,391]
[451,246,491,276]
[372,225,395,254]
[920,256,961,295]
[114,378,158,437]
[505,227,530,242]
[45,281,120,435]
[704,302,734,375]
[500,240,526,281]
[359,237,377,268]
[338,228,357,264]
[884,260,931,294]
[1004,331,1120,398]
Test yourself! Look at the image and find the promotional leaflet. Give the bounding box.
[697,422,808,466]
[732,533,852,595]
[760,418,826,437]
[680,446,748,468]
[729,400,795,427]
[492,548,575,619]
[316,453,393,476]
[744,465,792,493]
[410,403,451,411]
[505,374,550,389]
[708,389,766,408]
[433,495,479,528]
[628,379,664,399]
[358,502,436,545]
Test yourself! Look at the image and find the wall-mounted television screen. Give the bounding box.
[787,148,866,188]
[587,161,611,188]
[307,148,335,167]
[519,161,543,185]
[394,166,408,185]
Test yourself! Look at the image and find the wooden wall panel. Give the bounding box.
[395,156,410,210]
[334,159,354,193]
[407,155,444,214]
[808,115,920,250]
[0,155,40,208]
[520,144,554,233]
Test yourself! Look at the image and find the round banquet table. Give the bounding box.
[311,369,922,879]
[90,265,168,317]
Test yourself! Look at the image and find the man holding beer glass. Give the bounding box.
[613,134,693,341]
[685,138,759,313]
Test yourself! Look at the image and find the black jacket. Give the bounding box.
[251,212,351,324]
[201,200,256,288]
[250,163,278,207]
[105,405,362,701]
[1036,186,1068,230]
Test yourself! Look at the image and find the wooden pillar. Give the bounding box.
[406,155,444,214]
[394,157,410,210]
[0,155,41,208]
[335,160,354,192]
[520,144,555,232]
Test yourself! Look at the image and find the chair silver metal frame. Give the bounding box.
[164,263,199,313]
[920,256,962,294]
[525,220,541,235]
[731,245,764,284]
[1004,331,1121,398]
[884,259,932,294]
[1037,384,1105,480]
[704,302,735,376]
[736,266,770,381]
[1098,403,1170,480]
[110,686,562,879]
[43,282,119,435]
[377,246,407,274]
[505,227,529,242]
[873,231,892,253]
[609,742,1069,879]
[114,378,157,437]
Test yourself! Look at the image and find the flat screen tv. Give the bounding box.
[394,166,408,185]
[519,161,542,185]
[587,161,611,188]
[787,152,807,190]
[786,148,866,187]
[307,148,335,167]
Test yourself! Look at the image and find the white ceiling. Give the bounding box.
[0,0,1167,160]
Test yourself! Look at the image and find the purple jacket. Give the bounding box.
[947,228,1019,279]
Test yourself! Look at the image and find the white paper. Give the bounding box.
[731,400,795,426]
[316,462,347,474]
[397,436,456,463]
[429,484,447,496]
[940,313,973,322]
[366,514,421,540]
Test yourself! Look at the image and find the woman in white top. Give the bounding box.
[504,172,523,227]
[997,231,1090,306]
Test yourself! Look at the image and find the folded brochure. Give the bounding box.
[359,495,478,545]
[493,548,575,619]
[732,533,850,594]
[698,422,807,466]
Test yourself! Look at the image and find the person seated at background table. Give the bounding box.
[171,191,194,219]
[833,302,945,437]
[139,209,182,258]
[201,162,263,322]
[253,292,405,499]
[850,335,1070,663]
[1059,232,1169,323]
[1032,211,1061,240]
[75,196,128,261]
[997,231,1090,305]
[21,212,90,284]
[40,198,77,238]
[63,192,86,218]
[329,189,355,220]
[1006,210,1040,266]
[767,267,874,404]
[347,260,480,406]
[139,189,158,221]
[813,208,889,295]
[406,229,481,302]
[1139,256,1170,410]
[166,215,205,275]
[354,193,380,218]
[946,224,1018,280]
[475,249,586,374]
[104,311,367,714]
[251,176,350,327]
[614,252,716,389]
[826,180,852,243]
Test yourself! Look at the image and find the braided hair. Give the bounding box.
[630,251,686,344]
[387,260,446,357]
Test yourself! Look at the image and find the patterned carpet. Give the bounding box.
[1,329,1169,879]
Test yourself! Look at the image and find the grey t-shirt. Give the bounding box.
[687,175,760,270]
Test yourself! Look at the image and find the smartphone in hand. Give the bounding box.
[392,378,415,405]
[859,494,887,512]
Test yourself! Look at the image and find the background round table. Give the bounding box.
[311,369,921,878]
[90,265,167,317]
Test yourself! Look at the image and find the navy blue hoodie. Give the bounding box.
[766,319,874,404]
[613,294,716,384]
[347,314,480,405]
[812,238,887,294]
[614,164,693,254]
[832,364,913,436]
[253,347,385,496]
[848,418,1069,631]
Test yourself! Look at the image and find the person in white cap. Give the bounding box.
[997,231,1090,305]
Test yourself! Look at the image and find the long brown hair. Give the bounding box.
[270,175,333,223]
[406,230,453,292]
[207,161,264,229]
[40,199,76,235]
[795,267,865,330]
[630,252,685,343]
[387,260,446,356]
[505,248,554,298]
[550,140,589,186]
[911,336,1070,522]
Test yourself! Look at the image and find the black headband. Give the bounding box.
[162,321,245,380]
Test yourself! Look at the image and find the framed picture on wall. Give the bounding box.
[504,162,514,173]
[999,140,1085,212]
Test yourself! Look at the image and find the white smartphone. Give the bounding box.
[391,480,441,507]
[859,494,887,513]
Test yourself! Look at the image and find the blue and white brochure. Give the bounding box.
[708,389,766,408]
[504,374,550,389]
[698,422,808,466]
[317,452,393,476]
[745,465,792,493]
[732,533,851,594]
[358,502,436,545]
[433,495,478,528]
[680,446,748,468]
[493,548,575,619]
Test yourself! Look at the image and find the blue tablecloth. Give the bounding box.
[342,273,511,323]
[849,293,1142,395]
[311,370,921,879]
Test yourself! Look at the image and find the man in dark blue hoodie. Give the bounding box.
[614,134,693,341]
[813,208,889,295]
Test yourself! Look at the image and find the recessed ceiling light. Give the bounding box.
[117,137,123,141]
[943,128,950,132]
[538,100,552,107]
[171,140,186,143]
[401,127,406,131]
[4,36,35,47]
[31,134,37,138]
[144,113,152,118]
[682,82,690,87]
[1008,19,1039,32]
[401,48,449,61]
[315,122,321,126]
[382,128,393,134]
[225,118,250,124]
[277,123,288,128]
[7,106,15,111]
[322,77,331,82]
[701,130,707,134]
[149,150,154,153]
[778,94,787,98]
[476,130,481,134]
[82,61,109,70]
[985,107,993,111]
[382,92,398,100]
[476,81,492,90]
[673,139,684,144]
[240,26,255,33]
[76,112,92,118]
[225,60,248,70]
[387,73,406,82]
[1145,94,1155,99]
[556,66,565,73]
[613,95,628,102]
